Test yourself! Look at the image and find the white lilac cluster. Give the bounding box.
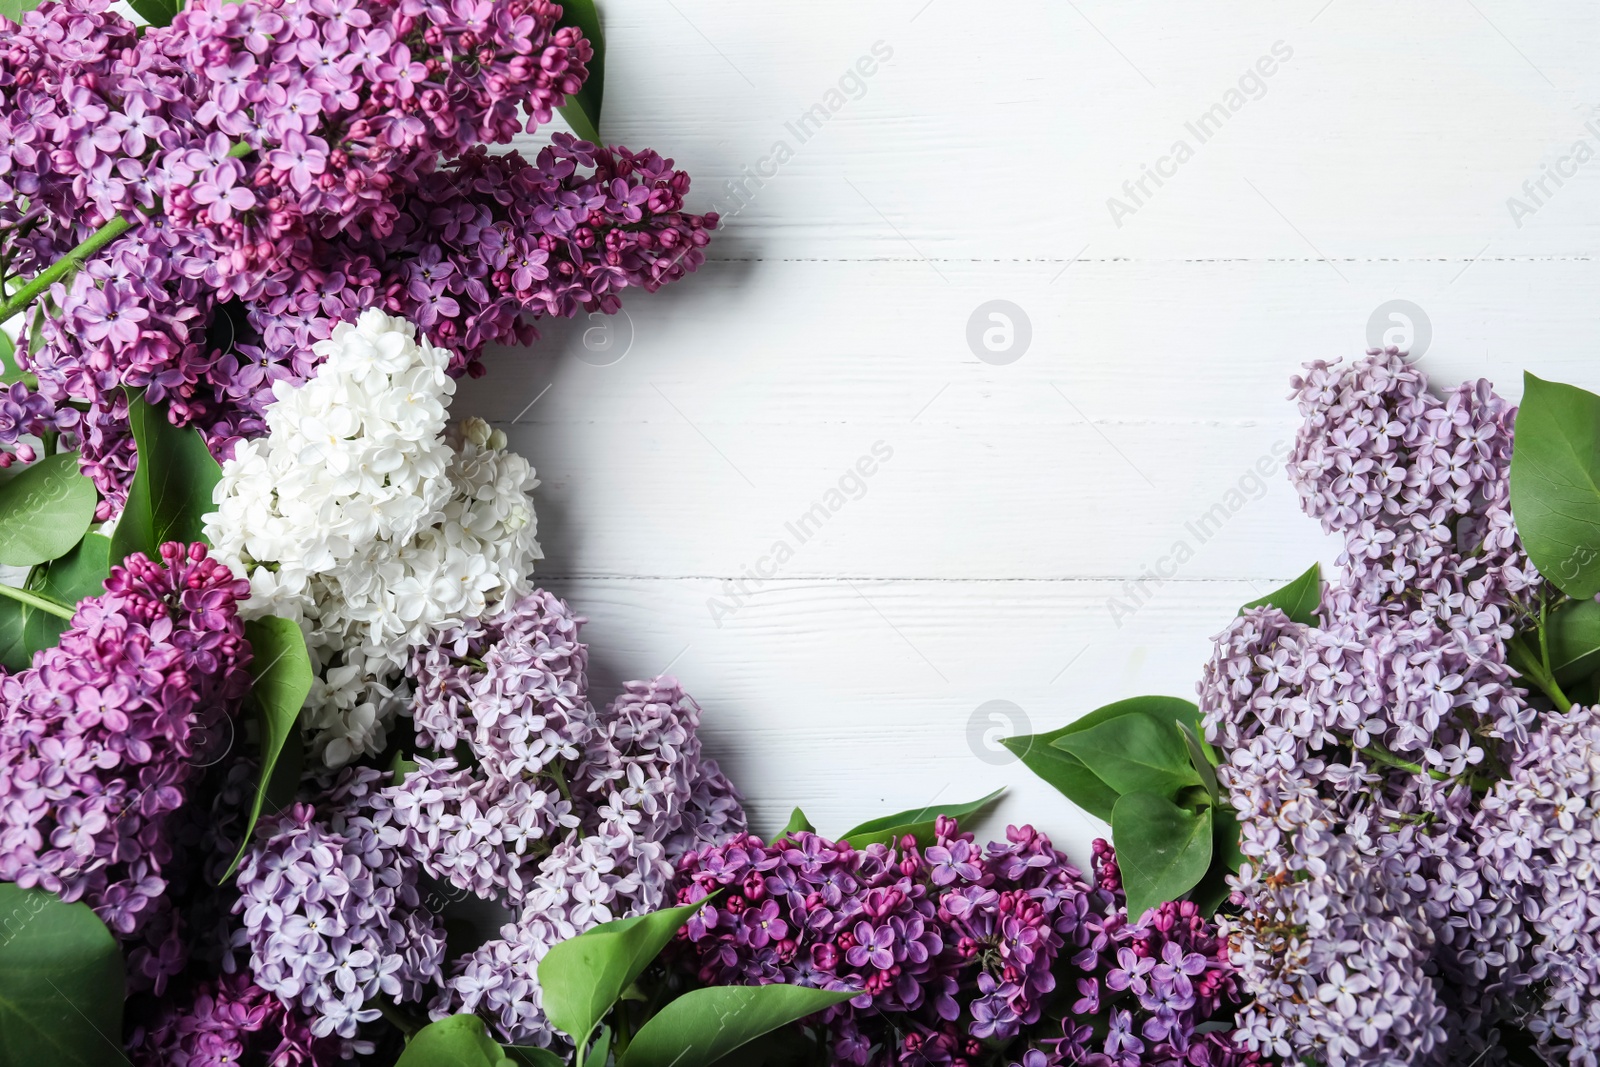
[1201,349,1600,1066]
[204,309,542,765]
[230,769,448,1051]
[373,592,746,1047]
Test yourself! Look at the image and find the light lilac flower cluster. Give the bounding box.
[127,971,337,1067]
[673,822,1257,1067]
[228,590,745,1048]
[0,542,252,994]
[1200,349,1596,1065]
[231,767,448,1048]
[0,0,715,506]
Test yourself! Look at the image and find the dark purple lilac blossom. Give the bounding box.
[0,0,715,508]
[0,542,252,994]
[673,824,1258,1067]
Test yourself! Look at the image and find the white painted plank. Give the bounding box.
[520,0,1600,260]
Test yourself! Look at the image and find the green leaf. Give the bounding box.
[838,789,1004,849]
[1510,373,1600,599]
[221,616,313,880]
[22,533,110,654]
[1545,597,1600,684]
[0,452,98,568]
[538,898,711,1051]
[1240,562,1321,625]
[395,1014,513,1067]
[1112,792,1214,919]
[110,392,223,568]
[1176,720,1219,804]
[618,985,857,1067]
[1003,695,1205,822]
[555,0,604,143]
[0,884,125,1067]
[773,807,815,842]
[124,0,183,27]
[1052,713,1200,798]
[0,332,18,382]
[505,1047,565,1067]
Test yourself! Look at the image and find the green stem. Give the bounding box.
[0,216,131,325]
[1508,633,1573,712]
[0,583,73,620]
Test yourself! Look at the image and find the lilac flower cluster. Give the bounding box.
[1199,349,1597,1065]
[673,822,1257,1066]
[127,971,338,1067]
[0,0,715,506]
[227,589,746,1048]
[0,542,252,993]
[231,767,448,1049]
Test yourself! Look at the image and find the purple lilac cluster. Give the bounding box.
[0,0,715,506]
[231,767,448,1050]
[228,590,746,1047]
[0,542,252,994]
[1199,348,1596,1065]
[673,823,1258,1066]
[127,971,338,1067]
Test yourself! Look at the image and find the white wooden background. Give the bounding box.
[455,0,1600,862]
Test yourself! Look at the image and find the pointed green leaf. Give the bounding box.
[0,452,98,567]
[1509,373,1600,599]
[0,331,18,382]
[619,985,857,1067]
[538,898,712,1051]
[1052,713,1200,798]
[22,533,110,654]
[1112,792,1214,919]
[838,789,1003,849]
[1004,696,1205,821]
[110,393,223,568]
[395,1014,513,1066]
[222,616,313,880]
[505,1046,565,1067]
[555,0,604,143]
[0,598,30,672]
[1176,720,1219,804]
[773,807,815,841]
[1240,562,1321,625]
[0,885,125,1067]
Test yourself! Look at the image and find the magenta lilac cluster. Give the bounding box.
[127,971,339,1067]
[1200,348,1600,1065]
[0,0,715,507]
[227,590,747,1050]
[673,822,1256,1066]
[0,542,252,994]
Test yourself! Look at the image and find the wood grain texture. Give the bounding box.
[452,0,1600,861]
